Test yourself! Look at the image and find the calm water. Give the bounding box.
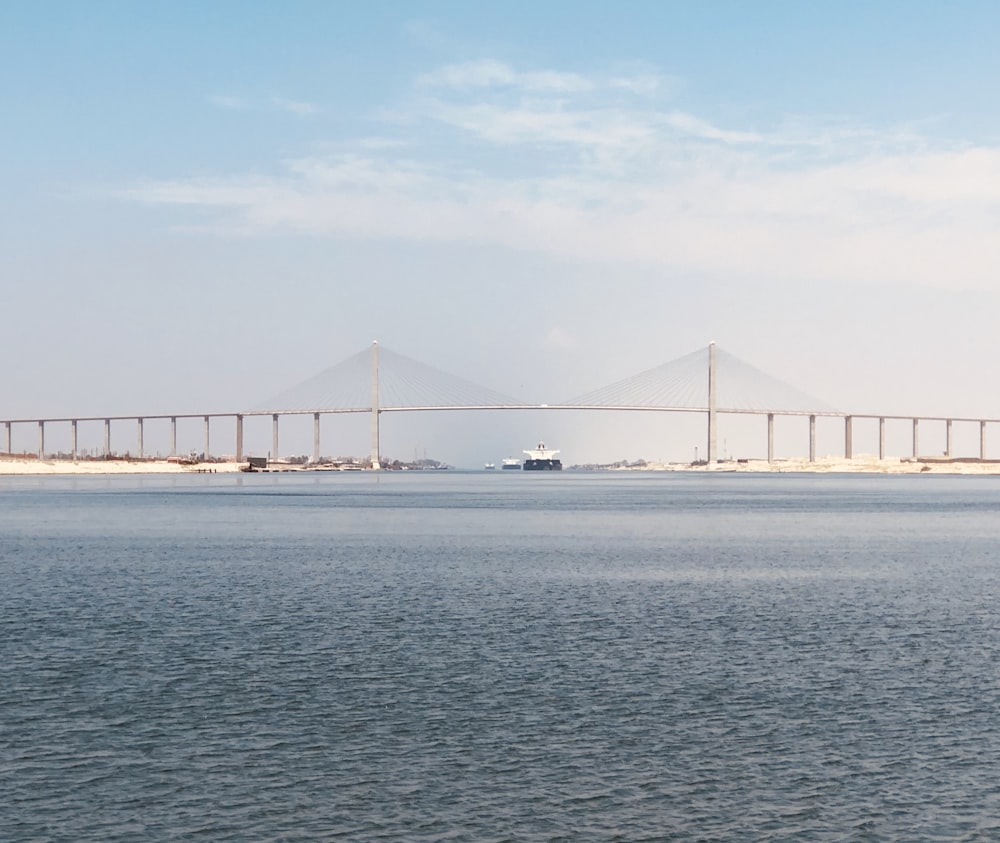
[4,471,1000,841]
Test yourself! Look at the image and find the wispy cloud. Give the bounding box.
[609,72,664,96]
[272,97,320,117]
[416,59,672,98]
[208,94,251,111]
[208,93,320,117]
[425,101,657,148]
[134,62,1000,292]
[417,59,594,93]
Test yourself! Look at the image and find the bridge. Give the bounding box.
[2,342,997,466]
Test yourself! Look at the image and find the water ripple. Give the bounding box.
[4,474,1000,839]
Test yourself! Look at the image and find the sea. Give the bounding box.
[3,470,1000,841]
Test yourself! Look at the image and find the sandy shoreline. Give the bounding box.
[0,458,247,475]
[631,455,1000,475]
[4,454,1000,475]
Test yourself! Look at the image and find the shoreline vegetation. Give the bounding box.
[4,453,1000,476]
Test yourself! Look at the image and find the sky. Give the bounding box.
[5,1,1000,466]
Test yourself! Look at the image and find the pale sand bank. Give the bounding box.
[637,455,1000,475]
[0,458,246,476]
[5,455,1000,476]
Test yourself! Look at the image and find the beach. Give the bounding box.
[0,458,246,475]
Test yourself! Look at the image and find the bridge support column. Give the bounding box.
[71,420,78,460]
[370,340,381,470]
[37,420,44,460]
[204,416,210,460]
[170,417,177,457]
[3,421,10,455]
[767,413,774,463]
[271,414,279,461]
[707,342,717,464]
[137,418,144,459]
[879,417,886,460]
[809,415,816,463]
[104,418,111,457]
[912,418,919,458]
[981,420,987,460]
[313,413,321,463]
[845,416,853,460]
[235,415,244,462]
[945,419,952,458]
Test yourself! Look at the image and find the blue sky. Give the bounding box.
[5,1,1000,464]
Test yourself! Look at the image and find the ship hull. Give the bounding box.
[523,459,562,471]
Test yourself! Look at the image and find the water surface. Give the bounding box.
[3,471,1000,840]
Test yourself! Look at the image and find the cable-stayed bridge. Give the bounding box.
[4,342,998,465]
[251,343,833,415]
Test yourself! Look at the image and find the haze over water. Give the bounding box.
[4,471,1000,840]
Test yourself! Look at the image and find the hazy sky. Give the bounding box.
[5,1,1000,465]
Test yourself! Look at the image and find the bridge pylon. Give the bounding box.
[707,341,717,463]
[370,340,381,470]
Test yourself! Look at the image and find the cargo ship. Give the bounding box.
[523,442,562,471]
[501,457,521,470]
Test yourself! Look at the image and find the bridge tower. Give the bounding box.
[707,341,718,463]
[370,340,381,470]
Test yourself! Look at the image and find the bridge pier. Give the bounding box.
[809,415,816,462]
[204,416,210,459]
[879,417,886,460]
[912,418,919,458]
[981,421,988,460]
[236,415,243,462]
[845,416,853,460]
[37,420,44,460]
[3,421,10,455]
[272,414,279,461]
[945,419,952,458]
[71,420,78,460]
[767,413,774,463]
[170,416,177,458]
[137,418,144,459]
[313,412,321,463]
[104,418,111,457]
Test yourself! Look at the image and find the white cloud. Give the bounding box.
[609,72,664,96]
[661,112,762,145]
[416,59,670,98]
[133,62,1000,292]
[426,101,658,148]
[417,59,516,89]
